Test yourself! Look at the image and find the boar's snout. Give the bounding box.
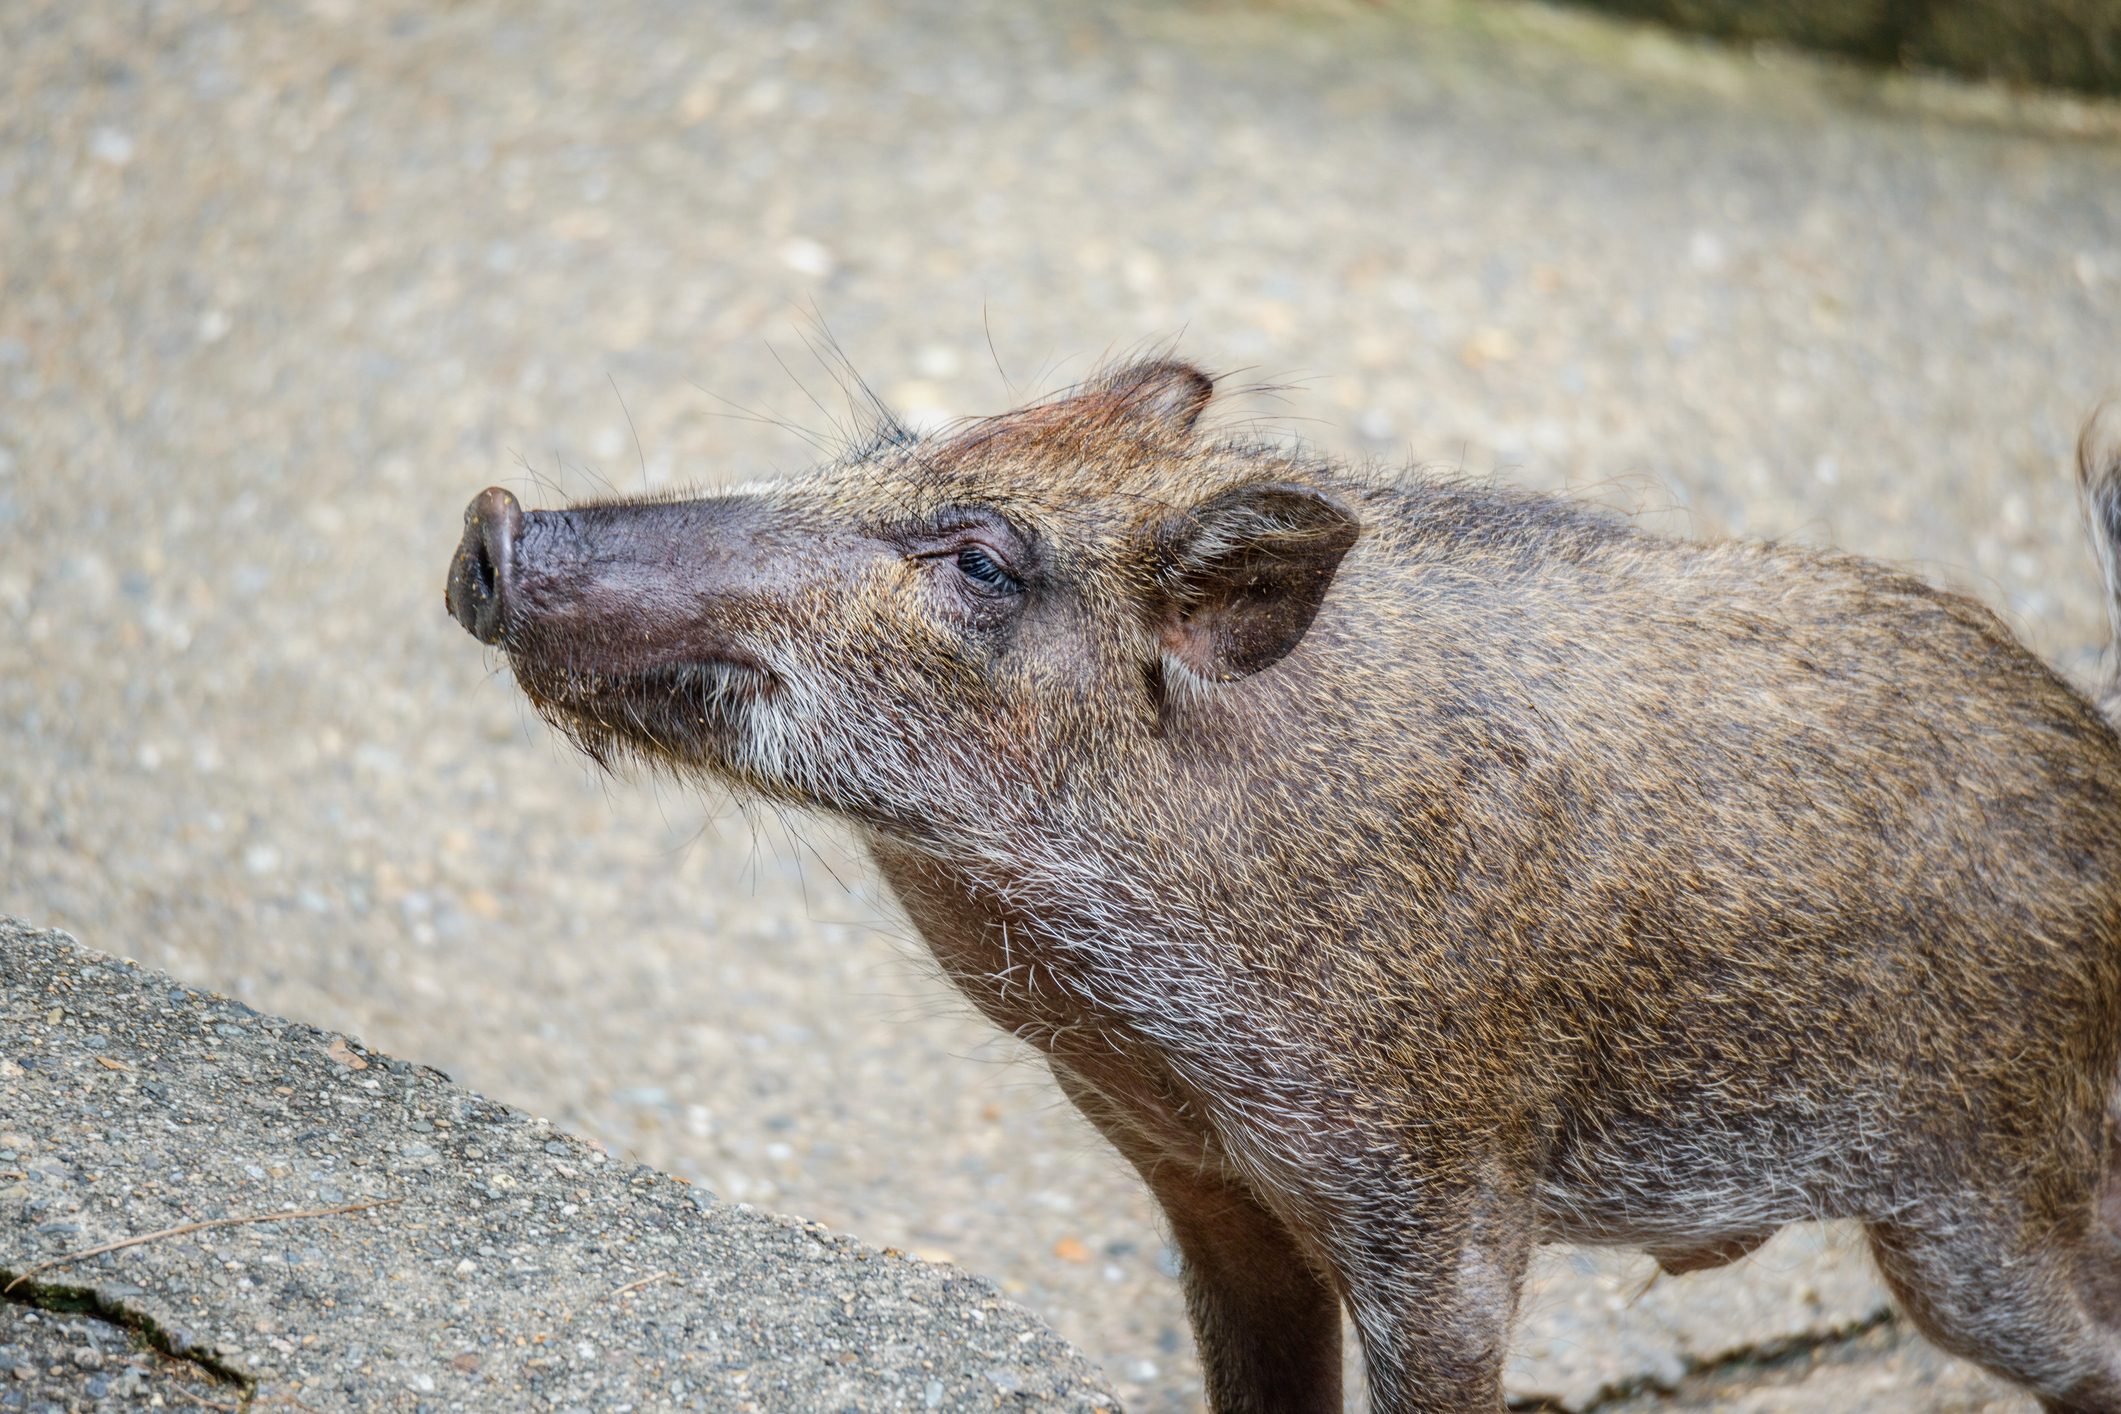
[446,486,523,645]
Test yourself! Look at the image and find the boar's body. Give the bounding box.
[451,367,2121,1412]
[897,483,2121,1228]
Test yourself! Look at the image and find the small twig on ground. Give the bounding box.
[170,1389,320,1412]
[3,1197,404,1293]
[609,1269,676,1301]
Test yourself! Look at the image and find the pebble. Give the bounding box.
[87,128,134,166]
[778,237,836,278]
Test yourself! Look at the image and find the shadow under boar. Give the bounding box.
[447,362,2121,1414]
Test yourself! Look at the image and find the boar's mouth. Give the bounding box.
[508,651,777,765]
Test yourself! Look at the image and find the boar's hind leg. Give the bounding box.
[1867,1213,2121,1413]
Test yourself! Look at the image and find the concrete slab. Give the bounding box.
[0,919,1117,1412]
[1,1301,237,1414]
[1593,1317,2035,1412]
[1509,1225,1892,1407]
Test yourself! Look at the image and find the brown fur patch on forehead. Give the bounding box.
[919,359,1219,505]
[801,358,1351,590]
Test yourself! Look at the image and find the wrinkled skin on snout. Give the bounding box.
[450,480,1019,831]
[449,362,2121,1414]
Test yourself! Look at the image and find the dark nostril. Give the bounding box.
[446,486,523,645]
[470,486,522,593]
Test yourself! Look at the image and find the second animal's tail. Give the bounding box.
[2079,401,2121,725]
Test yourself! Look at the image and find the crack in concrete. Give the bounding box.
[1508,1307,1899,1412]
[1,1266,256,1401]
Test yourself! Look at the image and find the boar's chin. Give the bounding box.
[513,657,774,775]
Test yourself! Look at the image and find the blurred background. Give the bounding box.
[4,0,2118,1407]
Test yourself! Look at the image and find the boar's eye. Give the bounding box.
[955,545,1022,595]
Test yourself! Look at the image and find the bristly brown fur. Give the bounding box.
[455,359,2121,1413]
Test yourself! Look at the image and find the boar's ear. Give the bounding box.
[1103,360,1215,442]
[1154,482,1361,682]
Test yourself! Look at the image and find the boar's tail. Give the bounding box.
[2078,400,2121,727]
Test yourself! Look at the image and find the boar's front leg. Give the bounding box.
[1326,1172,1535,1414]
[1053,1066,1343,1414]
